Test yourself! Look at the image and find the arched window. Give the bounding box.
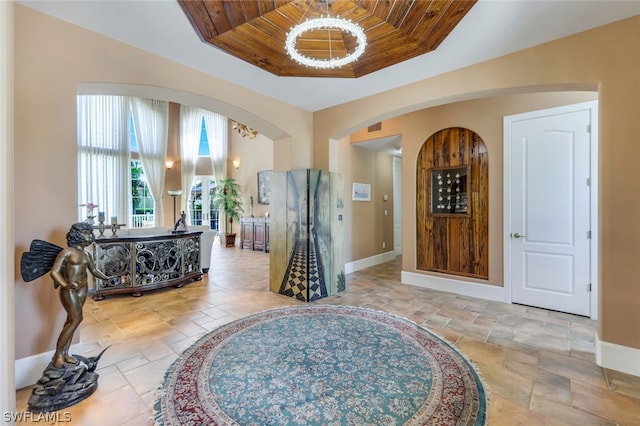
[77,95,168,228]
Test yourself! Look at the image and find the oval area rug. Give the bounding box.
[154,305,487,425]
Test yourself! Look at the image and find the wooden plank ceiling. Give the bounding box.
[179,0,477,78]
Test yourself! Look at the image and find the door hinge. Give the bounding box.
[588,283,592,292]
[587,230,591,239]
[587,177,591,186]
[587,124,591,133]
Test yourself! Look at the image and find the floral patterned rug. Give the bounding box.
[154,305,488,425]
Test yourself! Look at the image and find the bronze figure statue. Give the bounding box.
[20,221,115,412]
[22,222,114,367]
[173,210,187,233]
[50,222,113,367]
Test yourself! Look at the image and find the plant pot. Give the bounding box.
[224,233,236,248]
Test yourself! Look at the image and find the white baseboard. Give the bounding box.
[345,251,397,274]
[15,343,85,389]
[401,271,504,302]
[596,333,640,377]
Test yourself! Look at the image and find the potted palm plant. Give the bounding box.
[211,177,244,247]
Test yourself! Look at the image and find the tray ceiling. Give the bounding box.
[179,0,476,78]
[17,1,640,110]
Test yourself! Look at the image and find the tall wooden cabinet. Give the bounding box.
[241,217,270,252]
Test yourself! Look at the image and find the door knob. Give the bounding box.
[512,232,526,238]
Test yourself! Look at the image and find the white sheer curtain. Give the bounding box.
[204,111,228,182]
[204,111,228,229]
[77,95,130,224]
[130,98,169,227]
[179,105,203,224]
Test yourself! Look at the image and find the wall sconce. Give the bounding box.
[165,160,174,169]
[232,160,240,170]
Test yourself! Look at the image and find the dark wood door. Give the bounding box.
[265,221,270,253]
[241,220,254,249]
[253,222,266,251]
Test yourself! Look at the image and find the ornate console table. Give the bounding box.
[91,231,202,300]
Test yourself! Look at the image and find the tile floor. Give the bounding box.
[16,240,640,425]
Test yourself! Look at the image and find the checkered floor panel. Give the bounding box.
[279,237,325,301]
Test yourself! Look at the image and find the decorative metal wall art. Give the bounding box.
[430,166,470,216]
[231,120,258,139]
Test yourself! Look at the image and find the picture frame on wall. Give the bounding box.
[352,182,371,201]
[257,170,272,205]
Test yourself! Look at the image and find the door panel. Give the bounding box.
[524,134,575,244]
[509,108,591,316]
[524,252,574,294]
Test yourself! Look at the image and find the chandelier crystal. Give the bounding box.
[285,16,366,69]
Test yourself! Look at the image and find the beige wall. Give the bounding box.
[347,91,597,285]
[316,16,640,349]
[163,102,182,226]
[229,132,274,219]
[11,4,640,364]
[1,0,15,412]
[13,5,308,359]
[341,145,395,262]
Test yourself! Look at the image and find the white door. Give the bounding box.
[505,102,596,316]
[189,176,215,227]
[393,156,403,255]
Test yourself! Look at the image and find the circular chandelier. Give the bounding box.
[285,16,367,69]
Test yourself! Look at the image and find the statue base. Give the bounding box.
[28,349,109,413]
